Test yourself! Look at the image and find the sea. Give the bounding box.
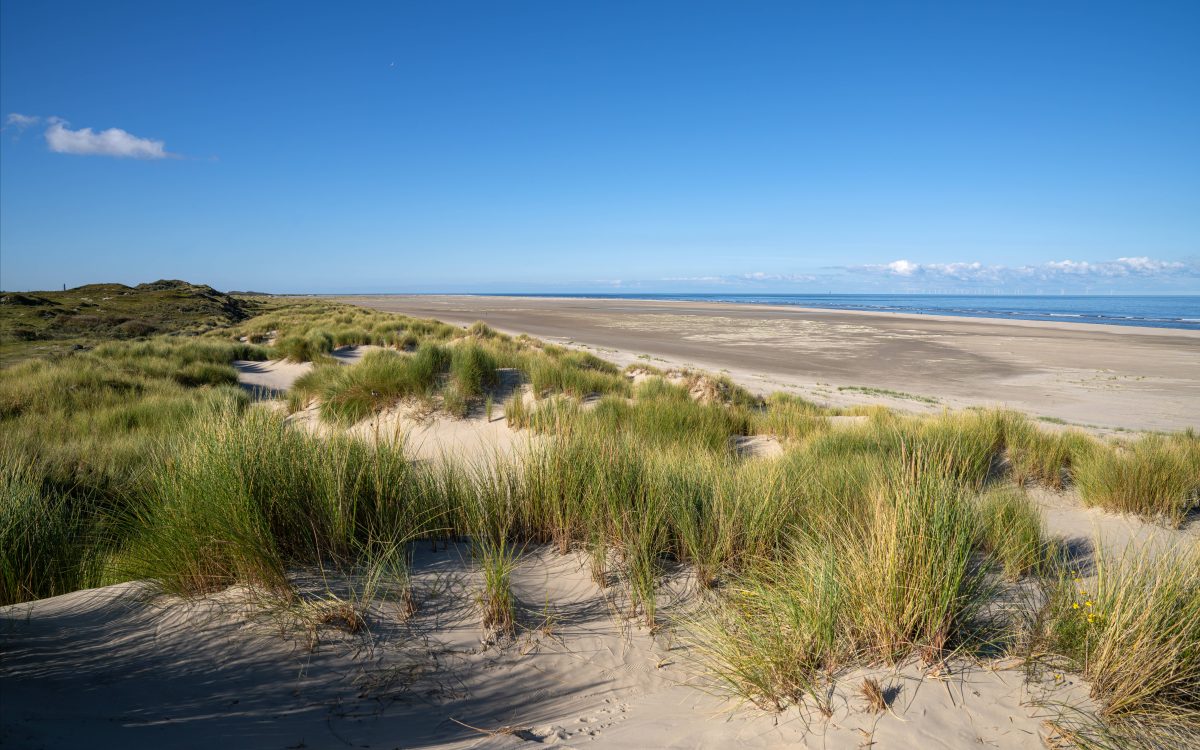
[496,294,1200,331]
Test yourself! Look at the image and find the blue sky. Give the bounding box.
[2,1,1198,294]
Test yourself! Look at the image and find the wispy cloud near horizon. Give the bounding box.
[639,256,1198,293]
[849,257,1198,285]
[660,272,817,285]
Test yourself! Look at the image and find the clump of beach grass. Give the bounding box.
[859,677,889,713]
[525,350,629,399]
[686,539,843,711]
[111,409,429,597]
[754,392,830,442]
[618,498,668,627]
[462,467,522,638]
[467,320,498,338]
[975,486,1051,580]
[0,443,104,604]
[451,342,499,397]
[999,413,1093,490]
[1073,433,1200,526]
[687,453,992,711]
[504,390,529,428]
[296,345,450,424]
[523,376,756,454]
[275,330,335,362]
[1040,544,1200,745]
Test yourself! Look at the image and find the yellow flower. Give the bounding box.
[1072,602,1080,609]
[1085,600,1093,608]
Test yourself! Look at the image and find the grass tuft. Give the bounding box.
[859,677,888,713]
[1042,544,1200,744]
[975,486,1051,580]
[1073,433,1200,526]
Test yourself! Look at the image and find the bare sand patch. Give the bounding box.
[286,399,534,464]
[233,357,312,399]
[234,344,384,399]
[1,544,1089,750]
[1030,485,1200,564]
[732,434,784,459]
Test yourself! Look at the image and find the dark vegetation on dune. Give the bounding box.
[0,279,260,364]
[1,284,1198,747]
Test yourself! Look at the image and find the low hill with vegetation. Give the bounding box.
[0,280,260,364]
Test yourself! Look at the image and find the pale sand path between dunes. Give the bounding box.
[333,295,1200,432]
[233,344,383,398]
[1,545,1088,750]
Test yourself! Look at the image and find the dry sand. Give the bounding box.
[233,345,383,399]
[286,394,534,465]
[1030,485,1200,562]
[335,295,1200,432]
[1,544,1088,750]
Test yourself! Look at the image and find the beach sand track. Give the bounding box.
[334,295,1200,432]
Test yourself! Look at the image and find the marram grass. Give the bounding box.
[686,453,993,711]
[1073,432,1200,527]
[1042,543,1200,746]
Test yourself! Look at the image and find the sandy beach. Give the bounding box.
[336,295,1200,432]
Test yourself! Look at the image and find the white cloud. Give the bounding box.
[861,259,1002,282]
[1039,257,1186,278]
[885,260,918,276]
[44,119,172,159]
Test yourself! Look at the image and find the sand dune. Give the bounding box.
[1,545,1089,750]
